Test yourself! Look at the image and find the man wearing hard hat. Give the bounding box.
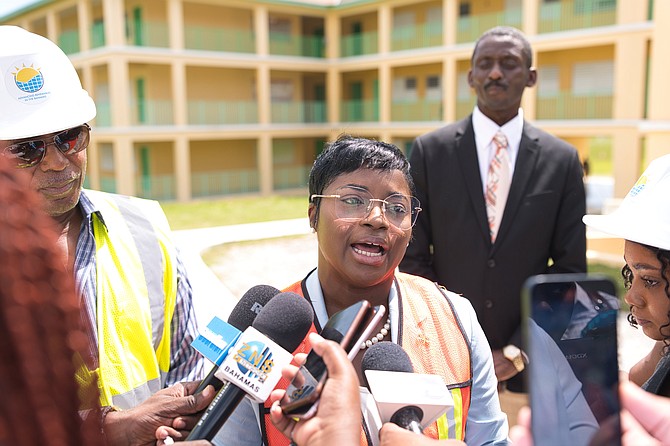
[0,26,215,444]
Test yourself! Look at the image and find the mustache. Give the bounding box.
[484,81,507,90]
[39,171,80,188]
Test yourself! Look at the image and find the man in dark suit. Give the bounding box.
[400,26,586,392]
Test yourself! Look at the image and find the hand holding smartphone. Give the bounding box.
[523,273,621,446]
[279,300,386,420]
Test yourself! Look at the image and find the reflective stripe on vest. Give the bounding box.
[85,190,177,408]
[261,276,472,445]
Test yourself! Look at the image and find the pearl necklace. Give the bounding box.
[359,317,391,349]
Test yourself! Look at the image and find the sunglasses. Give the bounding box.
[1,124,91,168]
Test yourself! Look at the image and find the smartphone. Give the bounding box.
[279,300,386,419]
[522,273,621,446]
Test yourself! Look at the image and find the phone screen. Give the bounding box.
[523,273,621,446]
[280,301,385,419]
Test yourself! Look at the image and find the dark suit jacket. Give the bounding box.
[400,115,587,354]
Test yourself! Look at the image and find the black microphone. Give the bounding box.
[187,292,314,441]
[195,285,280,393]
[361,341,424,434]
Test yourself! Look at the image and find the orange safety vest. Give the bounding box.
[261,272,472,446]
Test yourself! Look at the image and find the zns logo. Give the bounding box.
[234,341,274,383]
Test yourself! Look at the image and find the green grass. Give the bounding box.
[160,194,308,230]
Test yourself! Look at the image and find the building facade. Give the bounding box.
[2,0,669,203]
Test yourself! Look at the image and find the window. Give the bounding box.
[393,77,417,101]
[426,75,441,100]
[572,61,614,95]
[457,72,471,100]
[459,2,471,17]
[537,65,560,98]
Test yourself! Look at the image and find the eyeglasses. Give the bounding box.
[311,187,421,230]
[1,124,91,168]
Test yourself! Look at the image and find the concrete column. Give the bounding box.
[612,128,642,198]
[167,0,184,51]
[327,66,341,124]
[258,135,273,196]
[522,0,538,36]
[174,136,191,201]
[617,0,648,25]
[102,0,125,46]
[443,0,457,46]
[378,4,391,55]
[444,55,456,123]
[613,35,646,119]
[647,0,670,121]
[254,5,269,56]
[46,11,58,43]
[522,49,538,120]
[86,139,101,191]
[108,58,130,126]
[645,133,670,167]
[325,13,340,59]
[114,137,135,196]
[379,63,390,123]
[257,65,270,125]
[77,0,91,52]
[172,61,187,126]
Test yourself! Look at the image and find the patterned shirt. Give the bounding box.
[74,190,204,390]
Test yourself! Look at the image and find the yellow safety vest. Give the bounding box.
[74,190,177,409]
[262,272,472,445]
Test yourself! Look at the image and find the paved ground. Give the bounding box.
[173,218,654,374]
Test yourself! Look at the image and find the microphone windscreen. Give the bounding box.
[227,285,280,331]
[361,341,414,373]
[252,291,314,352]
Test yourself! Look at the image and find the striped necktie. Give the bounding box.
[486,131,511,242]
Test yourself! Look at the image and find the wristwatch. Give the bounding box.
[503,344,526,372]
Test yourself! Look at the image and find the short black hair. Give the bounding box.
[308,135,414,199]
[472,26,533,68]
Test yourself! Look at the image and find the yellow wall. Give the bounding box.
[341,70,377,100]
[129,64,172,100]
[393,0,442,24]
[186,67,255,101]
[134,142,174,176]
[190,140,257,172]
[341,12,376,36]
[183,3,253,29]
[538,45,614,90]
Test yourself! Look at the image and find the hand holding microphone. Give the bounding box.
[269,332,361,446]
[187,292,314,441]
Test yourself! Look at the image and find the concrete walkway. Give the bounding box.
[172,218,311,328]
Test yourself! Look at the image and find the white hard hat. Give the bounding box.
[0,25,96,140]
[583,154,670,251]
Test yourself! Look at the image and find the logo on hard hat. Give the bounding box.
[13,64,44,93]
[628,175,647,198]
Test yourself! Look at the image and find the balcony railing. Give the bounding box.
[340,99,379,122]
[456,97,476,119]
[536,92,613,119]
[391,21,443,51]
[136,174,175,200]
[539,0,617,33]
[391,99,442,121]
[99,176,117,193]
[188,100,258,125]
[341,31,378,57]
[128,20,169,47]
[273,165,311,190]
[131,99,174,125]
[58,29,80,54]
[271,101,327,123]
[457,9,523,43]
[191,169,260,197]
[269,33,325,57]
[184,25,255,53]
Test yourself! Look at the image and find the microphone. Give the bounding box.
[187,292,314,441]
[362,342,453,434]
[195,285,280,393]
